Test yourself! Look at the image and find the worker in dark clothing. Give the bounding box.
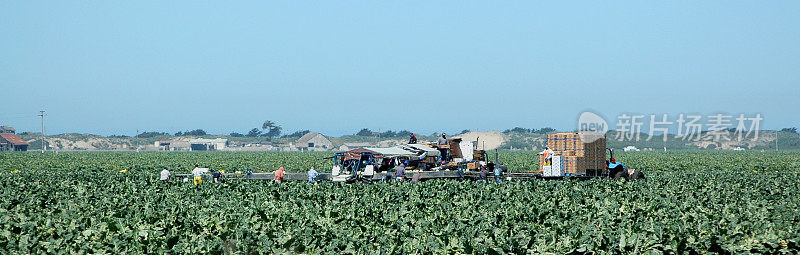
[409,134,417,144]
[212,171,222,183]
[437,134,448,162]
[478,167,489,183]
[394,163,406,182]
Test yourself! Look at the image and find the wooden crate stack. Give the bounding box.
[545,132,607,174]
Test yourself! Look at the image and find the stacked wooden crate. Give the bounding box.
[544,132,607,174]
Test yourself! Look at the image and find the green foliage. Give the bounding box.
[535,127,556,134]
[135,132,169,138]
[353,129,413,138]
[0,151,798,253]
[283,130,310,138]
[260,121,282,139]
[178,129,207,136]
[356,128,373,136]
[503,127,535,133]
[246,128,261,138]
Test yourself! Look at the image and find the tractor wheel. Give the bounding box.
[612,170,628,181]
[629,170,645,180]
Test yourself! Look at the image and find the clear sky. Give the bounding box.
[2,1,799,136]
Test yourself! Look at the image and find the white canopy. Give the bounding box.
[364,147,416,157]
[404,144,441,157]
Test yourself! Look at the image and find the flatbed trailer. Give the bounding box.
[172,170,613,183]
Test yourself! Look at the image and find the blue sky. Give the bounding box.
[2,1,798,136]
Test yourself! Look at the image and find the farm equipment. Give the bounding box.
[171,132,644,183]
[328,137,488,182]
[539,132,645,180]
[606,148,646,180]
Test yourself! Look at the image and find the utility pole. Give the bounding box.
[776,130,779,151]
[136,129,139,152]
[38,110,46,153]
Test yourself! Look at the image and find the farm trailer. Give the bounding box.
[170,133,645,182]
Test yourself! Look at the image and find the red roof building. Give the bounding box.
[0,133,28,151]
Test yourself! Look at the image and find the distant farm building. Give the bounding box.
[155,140,191,151]
[295,132,332,151]
[623,146,640,152]
[0,130,29,151]
[190,138,228,151]
[336,142,375,151]
[0,126,16,134]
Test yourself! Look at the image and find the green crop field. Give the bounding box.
[0,151,798,253]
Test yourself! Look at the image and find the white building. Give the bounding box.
[335,142,375,151]
[155,140,191,151]
[295,132,332,151]
[623,146,640,152]
[189,138,228,151]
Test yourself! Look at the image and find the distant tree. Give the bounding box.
[460,129,471,134]
[503,127,532,134]
[246,128,262,137]
[396,130,413,137]
[379,130,397,138]
[174,131,183,136]
[535,127,556,134]
[182,129,207,136]
[781,127,798,134]
[136,131,169,138]
[284,130,311,138]
[356,128,373,136]
[229,132,244,137]
[260,121,282,140]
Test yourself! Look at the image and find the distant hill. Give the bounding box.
[13,130,800,151]
[495,130,800,151]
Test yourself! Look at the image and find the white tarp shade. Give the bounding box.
[404,144,440,157]
[364,147,416,157]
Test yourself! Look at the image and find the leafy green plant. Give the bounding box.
[0,151,798,253]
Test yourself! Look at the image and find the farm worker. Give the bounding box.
[308,167,318,184]
[438,133,448,145]
[246,168,253,180]
[493,161,503,183]
[438,134,449,162]
[192,164,203,185]
[332,165,341,176]
[540,147,554,165]
[478,166,489,183]
[212,171,222,183]
[274,167,285,183]
[394,163,406,182]
[409,134,417,144]
[159,167,170,183]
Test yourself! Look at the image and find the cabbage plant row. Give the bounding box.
[0,151,798,253]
